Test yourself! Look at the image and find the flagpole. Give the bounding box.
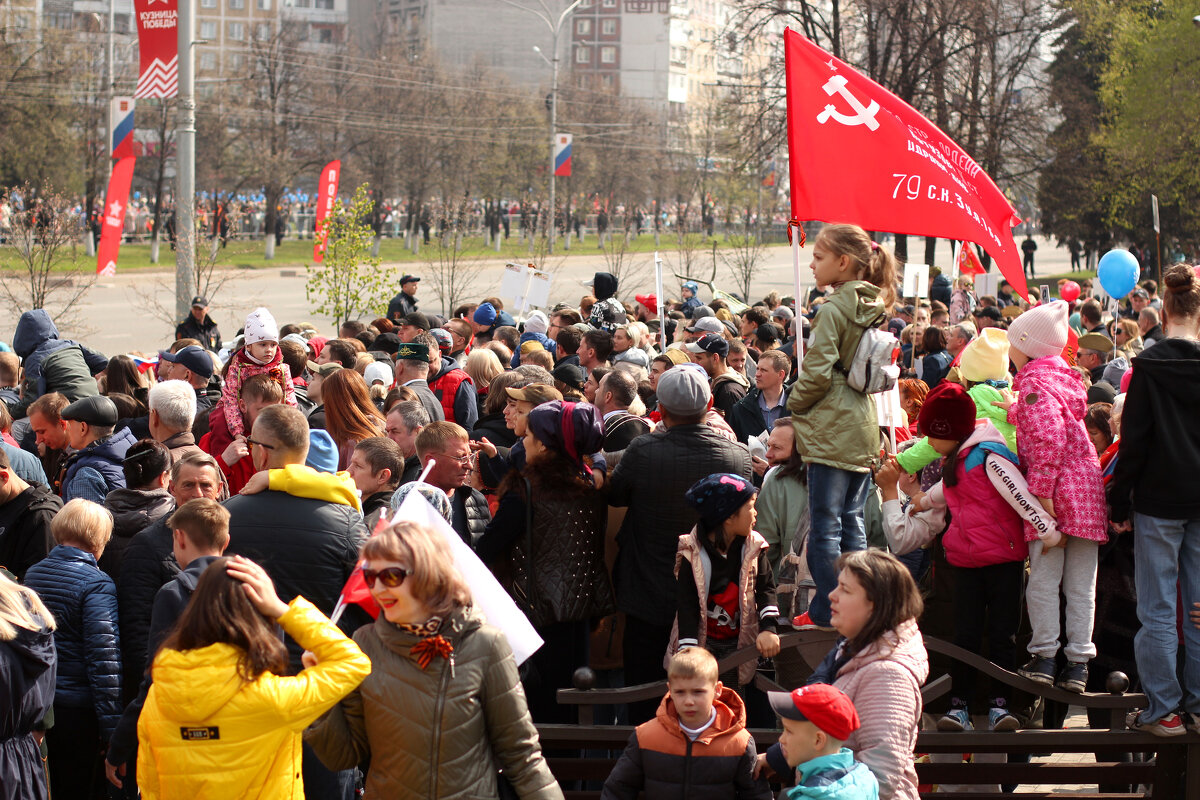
[791,223,805,362]
[654,251,666,352]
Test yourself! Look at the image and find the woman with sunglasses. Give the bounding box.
[135,556,370,798]
[475,400,614,724]
[306,521,562,800]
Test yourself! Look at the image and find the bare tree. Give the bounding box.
[0,187,94,324]
[421,199,491,315]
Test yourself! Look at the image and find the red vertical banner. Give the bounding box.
[1062,328,1079,367]
[313,160,341,263]
[97,157,136,277]
[133,0,178,98]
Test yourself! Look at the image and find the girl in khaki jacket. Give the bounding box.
[306,521,562,800]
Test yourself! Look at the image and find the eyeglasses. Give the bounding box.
[246,438,275,450]
[362,566,409,589]
[439,452,476,467]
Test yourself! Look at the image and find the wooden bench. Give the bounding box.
[536,631,1200,797]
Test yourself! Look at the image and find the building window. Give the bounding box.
[200,51,216,70]
[200,0,216,8]
[228,22,244,40]
[600,46,615,63]
[199,21,217,39]
[600,73,613,88]
[229,0,244,9]
[230,53,245,71]
[601,18,616,35]
[602,0,616,7]
[315,27,334,43]
[255,23,270,40]
[575,46,589,63]
[576,18,591,35]
[315,0,334,8]
[257,0,270,8]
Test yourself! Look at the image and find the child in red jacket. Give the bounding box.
[879,383,1059,731]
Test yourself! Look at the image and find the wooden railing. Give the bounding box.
[535,630,1200,799]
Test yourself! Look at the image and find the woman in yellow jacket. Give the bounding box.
[136,555,371,799]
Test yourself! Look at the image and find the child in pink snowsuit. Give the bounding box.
[219,307,297,437]
[1004,300,1107,693]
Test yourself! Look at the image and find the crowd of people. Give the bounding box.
[1,220,1199,800]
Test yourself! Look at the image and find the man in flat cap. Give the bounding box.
[60,395,138,503]
[393,341,444,424]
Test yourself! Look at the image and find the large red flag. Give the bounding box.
[132,0,178,98]
[97,157,135,277]
[784,29,1027,299]
[313,160,340,263]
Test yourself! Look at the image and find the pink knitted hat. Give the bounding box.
[1007,301,1069,360]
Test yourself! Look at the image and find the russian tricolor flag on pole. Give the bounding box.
[110,97,136,160]
[553,132,572,177]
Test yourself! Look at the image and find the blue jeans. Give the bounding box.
[1133,513,1200,722]
[805,464,870,626]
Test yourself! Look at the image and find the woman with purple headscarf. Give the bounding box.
[476,400,615,722]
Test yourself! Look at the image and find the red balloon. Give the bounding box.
[1060,280,1081,303]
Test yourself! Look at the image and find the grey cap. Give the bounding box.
[692,304,716,319]
[655,365,712,416]
[685,316,724,334]
[771,305,795,321]
[61,395,119,427]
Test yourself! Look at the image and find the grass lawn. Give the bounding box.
[0,232,788,273]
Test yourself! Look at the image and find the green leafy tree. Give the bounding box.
[305,184,391,328]
[1097,0,1200,253]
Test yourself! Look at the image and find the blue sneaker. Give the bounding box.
[937,706,970,731]
[989,706,1020,731]
[1018,656,1056,685]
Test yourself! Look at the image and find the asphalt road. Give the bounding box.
[1,235,1076,354]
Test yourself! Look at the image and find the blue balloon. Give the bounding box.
[1098,250,1139,298]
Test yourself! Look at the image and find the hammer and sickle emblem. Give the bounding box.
[816,75,881,131]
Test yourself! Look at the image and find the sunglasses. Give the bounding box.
[246,438,275,450]
[362,566,409,589]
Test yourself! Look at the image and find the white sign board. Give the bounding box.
[902,262,929,299]
[527,270,552,308]
[973,270,1000,301]
[499,262,526,305]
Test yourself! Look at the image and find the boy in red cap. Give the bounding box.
[768,684,879,799]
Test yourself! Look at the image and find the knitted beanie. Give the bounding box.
[917,382,977,442]
[244,307,279,346]
[1007,301,1068,360]
[524,310,549,335]
[685,473,757,530]
[959,327,1011,383]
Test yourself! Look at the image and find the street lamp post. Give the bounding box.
[502,0,581,255]
[176,0,197,322]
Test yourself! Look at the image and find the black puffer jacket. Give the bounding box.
[23,545,122,737]
[100,487,174,585]
[607,424,751,625]
[0,611,56,800]
[116,514,179,698]
[450,487,491,547]
[224,490,369,670]
[472,413,518,449]
[0,484,60,581]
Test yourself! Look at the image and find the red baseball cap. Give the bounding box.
[635,293,658,315]
[768,684,860,741]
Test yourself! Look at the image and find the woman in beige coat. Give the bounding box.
[305,521,562,800]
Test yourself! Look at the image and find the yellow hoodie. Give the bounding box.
[266,463,362,512]
[136,597,371,799]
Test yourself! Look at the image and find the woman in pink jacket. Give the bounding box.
[1003,301,1107,693]
[761,550,928,800]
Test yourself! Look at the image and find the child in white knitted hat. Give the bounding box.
[1002,300,1107,693]
[218,307,297,438]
